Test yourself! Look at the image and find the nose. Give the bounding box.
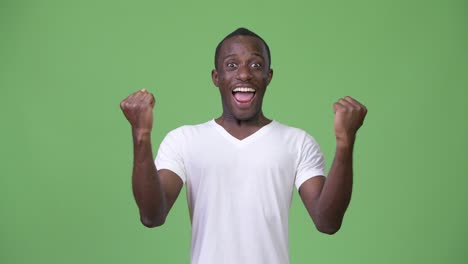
[236,64,252,81]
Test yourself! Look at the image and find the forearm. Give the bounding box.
[131,129,166,227]
[315,139,354,232]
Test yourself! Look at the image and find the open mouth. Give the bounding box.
[232,87,256,104]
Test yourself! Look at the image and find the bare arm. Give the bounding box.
[299,96,367,234]
[121,89,183,227]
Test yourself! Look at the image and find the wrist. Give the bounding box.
[335,135,355,149]
[132,128,152,143]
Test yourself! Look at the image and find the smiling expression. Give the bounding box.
[212,35,273,121]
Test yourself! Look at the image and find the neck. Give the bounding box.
[215,112,272,140]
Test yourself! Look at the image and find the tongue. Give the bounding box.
[234,92,255,103]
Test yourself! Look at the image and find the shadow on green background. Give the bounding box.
[1,0,467,263]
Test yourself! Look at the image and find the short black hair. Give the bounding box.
[214,27,271,70]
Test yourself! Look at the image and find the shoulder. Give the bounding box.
[269,121,322,153]
[272,120,316,140]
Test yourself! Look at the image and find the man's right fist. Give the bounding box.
[120,89,156,132]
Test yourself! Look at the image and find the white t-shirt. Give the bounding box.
[155,119,325,264]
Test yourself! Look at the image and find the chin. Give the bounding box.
[223,96,264,121]
[232,109,261,121]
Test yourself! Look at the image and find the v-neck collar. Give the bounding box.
[210,119,277,147]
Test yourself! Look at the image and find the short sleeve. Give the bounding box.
[295,133,326,189]
[155,129,187,183]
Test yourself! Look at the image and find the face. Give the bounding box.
[212,35,273,121]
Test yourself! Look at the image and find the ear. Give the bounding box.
[211,69,219,87]
[266,68,273,86]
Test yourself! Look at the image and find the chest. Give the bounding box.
[183,135,299,200]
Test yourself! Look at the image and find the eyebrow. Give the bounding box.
[222,52,265,61]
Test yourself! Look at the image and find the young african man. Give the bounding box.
[120,27,368,264]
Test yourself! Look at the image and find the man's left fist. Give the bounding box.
[333,96,367,144]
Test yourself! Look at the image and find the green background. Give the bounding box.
[1,0,467,263]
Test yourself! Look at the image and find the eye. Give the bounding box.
[250,63,262,69]
[226,62,237,69]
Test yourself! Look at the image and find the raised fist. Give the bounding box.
[333,96,367,144]
[120,89,156,132]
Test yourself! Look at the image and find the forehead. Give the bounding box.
[218,35,268,60]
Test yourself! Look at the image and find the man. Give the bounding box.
[120,28,367,264]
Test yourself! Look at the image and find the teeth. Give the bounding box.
[233,87,256,93]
